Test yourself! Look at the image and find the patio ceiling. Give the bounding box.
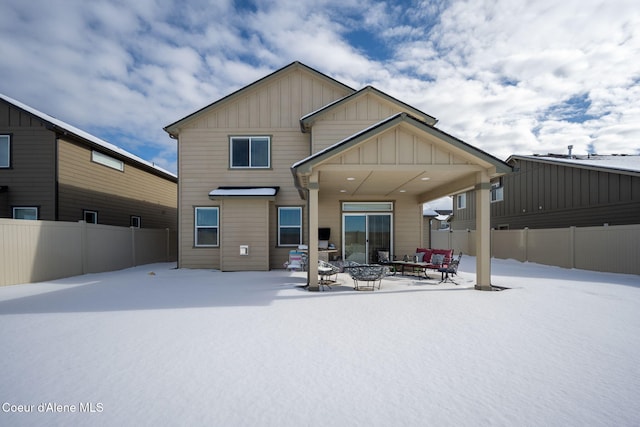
[292,113,511,203]
[314,164,483,199]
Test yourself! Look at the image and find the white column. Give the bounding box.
[475,171,492,290]
[307,182,320,291]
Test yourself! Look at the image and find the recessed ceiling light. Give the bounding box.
[421,177,431,181]
[340,189,347,193]
[347,177,355,181]
[399,190,407,193]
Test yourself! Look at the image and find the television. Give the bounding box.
[318,227,331,240]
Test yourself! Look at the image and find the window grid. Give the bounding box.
[278,207,302,246]
[230,136,270,168]
[195,207,219,247]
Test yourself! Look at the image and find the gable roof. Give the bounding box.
[293,112,512,175]
[0,93,177,181]
[299,85,438,131]
[508,154,640,176]
[164,61,356,137]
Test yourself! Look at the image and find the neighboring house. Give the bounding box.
[422,209,452,247]
[451,153,640,230]
[164,61,511,290]
[0,93,177,229]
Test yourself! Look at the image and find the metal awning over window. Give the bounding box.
[209,186,279,200]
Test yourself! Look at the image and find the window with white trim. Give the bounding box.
[92,150,124,171]
[0,134,10,168]
[130,216,141,228]
[230,136,270,168]
[457,193,466,210]
[84,210,98,224]
[195,207,219,247]
[278,207,302,246]
[13,207,38,220]
[491,178,504,202]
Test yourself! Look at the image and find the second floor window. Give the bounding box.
[0,134,10,168]
[230,136,270,168]
[457,193,466,210]
[491,178,504,202]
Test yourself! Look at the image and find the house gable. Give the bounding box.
[303,87,439,153]
[293,113,511,200]
[164,62,355,134]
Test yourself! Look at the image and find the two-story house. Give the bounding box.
[164,62,511,290]
[451,153,640,230]
[0,93,177,230]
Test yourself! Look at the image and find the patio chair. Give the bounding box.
[286,250,305,271]
[344,263,389,291]
[318,260,340,290]
[438,252,462,284]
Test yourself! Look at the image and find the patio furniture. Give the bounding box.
[438,252,462,284]
[318,260,340,290]
[387,248,455,279]
[343,264,389,291]
[286,250,306,271]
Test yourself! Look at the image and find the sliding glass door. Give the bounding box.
[342,214,392,264]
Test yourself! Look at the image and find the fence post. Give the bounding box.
[524,227,529,262]
[131,226,136,267]
[569,226,576,269]
[80,220,88,274]
[166,228,170,262]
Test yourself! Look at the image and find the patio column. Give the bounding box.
[307,181,320,291]
[475,171,492,290]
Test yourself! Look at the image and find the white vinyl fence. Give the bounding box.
[0,219,177,286]
[432,224,640,276]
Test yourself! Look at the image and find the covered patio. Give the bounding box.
[292,113,511,291]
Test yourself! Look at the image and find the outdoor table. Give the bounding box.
[386,261,437,279]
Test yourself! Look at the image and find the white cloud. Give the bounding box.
[1,0,639,174]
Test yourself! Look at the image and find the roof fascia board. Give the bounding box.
[300,86,437,131]
[0,94,177,182]
[51,126,177,182]
[507,155,640,177]
[293,113,511,176]
[164,61,356,136]
[293,113,404,175]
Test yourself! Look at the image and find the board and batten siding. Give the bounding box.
[219,199,270,271]
[57,138,177,229]
[177,66,351,269]
[452,158,640,230]
[0,101,57,220]
[311,93,419,153]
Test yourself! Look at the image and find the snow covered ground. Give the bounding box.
[0,257,639,427]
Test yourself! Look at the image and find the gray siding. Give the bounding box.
[0,101,56,220]
[452,158,640,230]
[0,97,177,229]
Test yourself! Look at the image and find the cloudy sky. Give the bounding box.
[1,0,639,181]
